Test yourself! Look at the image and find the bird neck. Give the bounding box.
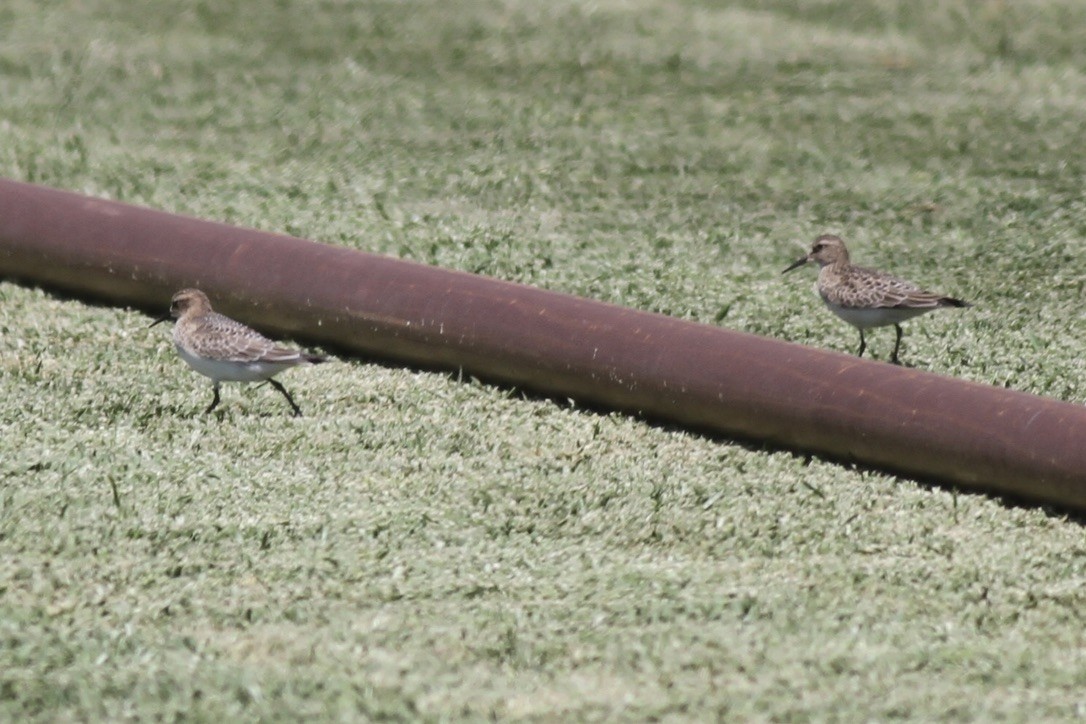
[828,253,850,272]
[818,256,851,281]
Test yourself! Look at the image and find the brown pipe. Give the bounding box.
[0,178,1083,509]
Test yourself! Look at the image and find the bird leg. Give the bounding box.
[204,383,221,414]
[269,379,303,417]
[856,330,866,358]
[890,324,904,365]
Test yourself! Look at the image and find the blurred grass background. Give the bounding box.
[2,0,1086,719]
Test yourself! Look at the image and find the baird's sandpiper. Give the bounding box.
[151,288,326,416]
[782,234,970,364]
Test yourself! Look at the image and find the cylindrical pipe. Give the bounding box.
[0,178,1083,509]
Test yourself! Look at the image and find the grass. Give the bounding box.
[2,0,1086,719]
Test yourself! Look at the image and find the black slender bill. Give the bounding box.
[782,256,809,274]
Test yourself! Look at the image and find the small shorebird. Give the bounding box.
[782,234,970,364]
[151,289,326,416]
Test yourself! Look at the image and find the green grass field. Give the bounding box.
[3,0,1086,719]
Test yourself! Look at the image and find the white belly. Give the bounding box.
[177,345,295,383]
[825,303,932,330]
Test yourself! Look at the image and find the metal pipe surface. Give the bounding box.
[0,178,1084,510]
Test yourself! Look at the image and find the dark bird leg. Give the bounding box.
[890,324,904,365]
[269,379,303,417]
[205,383,221,414]
[856,330,866,358]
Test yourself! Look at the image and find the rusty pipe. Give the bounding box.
[0,178,1083,510]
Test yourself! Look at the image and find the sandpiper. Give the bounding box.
[151,289,326,416]
[782,234,970,363]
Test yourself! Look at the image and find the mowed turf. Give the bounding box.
[2,0,1086,719]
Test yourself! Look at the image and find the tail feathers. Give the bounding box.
[304,352,328,364]
[940,296,971,308]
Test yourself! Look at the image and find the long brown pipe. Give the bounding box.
[0,178,1083,509]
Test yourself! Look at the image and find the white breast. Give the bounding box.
[824,303,933,330]
[176,344,297,383]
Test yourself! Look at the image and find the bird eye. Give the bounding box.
[812,244,823,252]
